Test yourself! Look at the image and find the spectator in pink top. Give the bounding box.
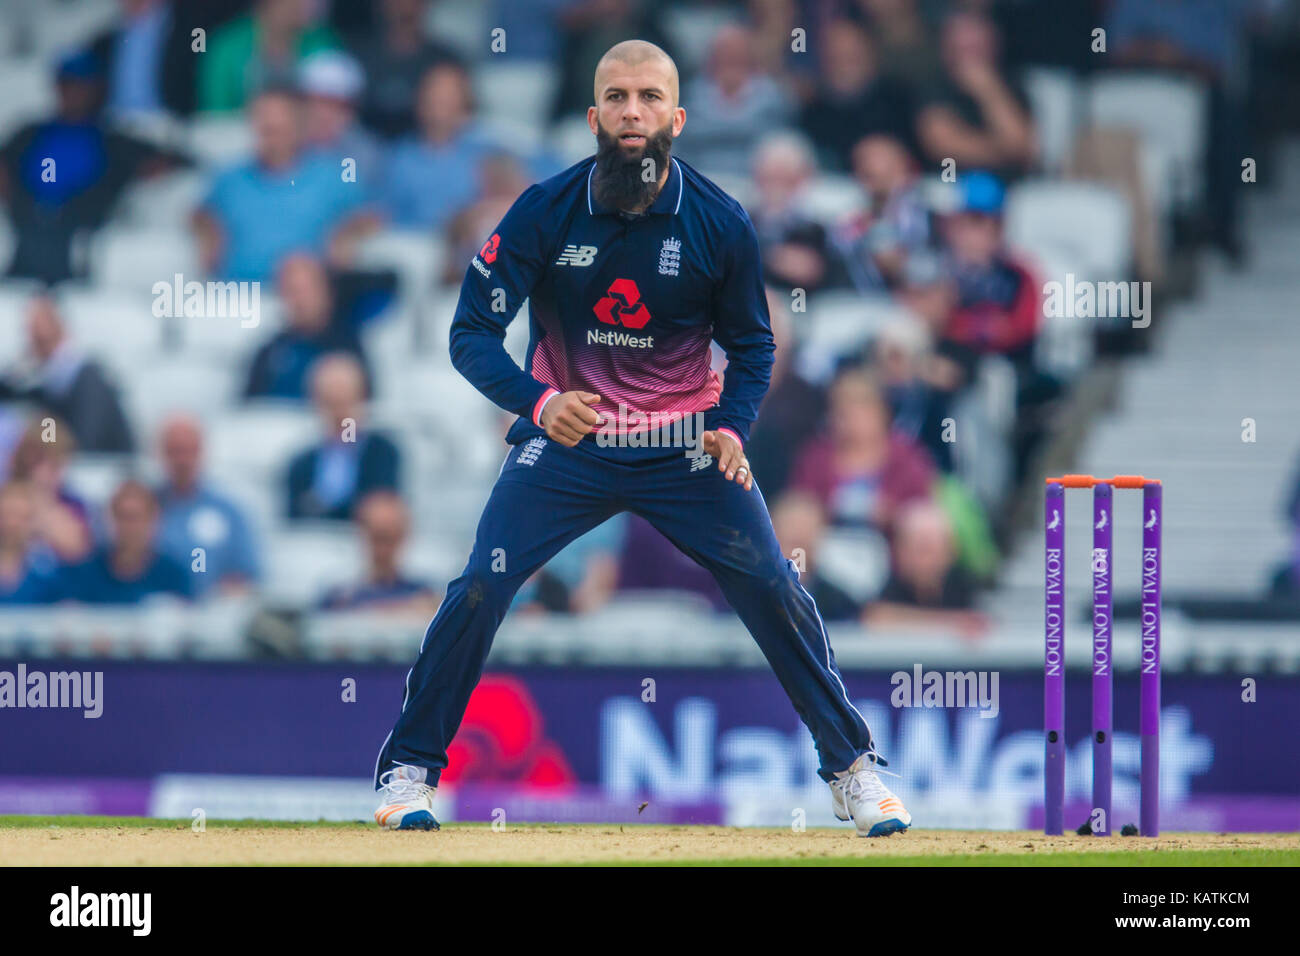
[788,367,934,538]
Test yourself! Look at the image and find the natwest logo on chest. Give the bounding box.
[593,278,651,330]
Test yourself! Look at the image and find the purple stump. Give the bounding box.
[1091,482,1113,835]
[1044,482,1066,835]
[1140,481,1162,837]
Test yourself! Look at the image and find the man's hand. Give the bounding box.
[540,390,602,447]
[701,430,753,490]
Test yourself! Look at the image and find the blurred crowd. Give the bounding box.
[0,0,1296,640]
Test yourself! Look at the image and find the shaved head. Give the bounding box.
[593,40,679,108]
[587,39,686,214]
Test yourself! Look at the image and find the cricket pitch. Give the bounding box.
[2,817,1297,866]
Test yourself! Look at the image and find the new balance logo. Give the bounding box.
[689,453,714,472]
[517,437,547,466]
[555,245,598,267]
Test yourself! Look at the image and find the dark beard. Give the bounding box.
[592,123,673,213]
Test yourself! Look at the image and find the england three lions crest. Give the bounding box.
[658,237,681,276]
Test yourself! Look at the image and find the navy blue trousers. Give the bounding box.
[375,436,876,786]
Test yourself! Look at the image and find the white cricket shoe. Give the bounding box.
[830,754,912,837]
[374,765,439,830]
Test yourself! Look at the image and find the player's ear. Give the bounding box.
[587,106,599,137]
[672,106,686,137]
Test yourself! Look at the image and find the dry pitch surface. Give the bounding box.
[2,818,1297,866]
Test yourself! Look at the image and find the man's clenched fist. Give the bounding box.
[540,390,602,447]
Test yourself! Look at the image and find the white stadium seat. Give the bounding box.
[0,277,44,353]
[0,212,14,277]
[377,363,502,472]
[1004,179,1132,281]
[798,292,912,379]
[173,288,280,363]
[425,0,487,61]
[705,171,754,208]
[206,404,317,484]
[661,4,740,75]
[475,61,559,129]
[188,116,253,169]
[114,170,208,230]
[802,174,866,226]
[1088,72,1208,208]
[24,0,118,60]
[210,473,279,548]
[550,115,596,167]
[362,311,419,389]
[478,115,545,157]
[89,226,200,295]
[1022,67,1084,175]
[57,287,167,359]
[122,358,240,433]
[264,524,361,607]
[62,454,134,510]
[1004,180,1129,380]
[0,60,54,142]
[355,230,445,301]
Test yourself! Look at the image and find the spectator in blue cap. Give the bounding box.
[0,48,184,282]
[957,168,1005,215]
[938,170,1062,485]
[940,170,1038,361]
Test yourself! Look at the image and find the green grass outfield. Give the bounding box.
[5,816,1298,866]
[0,815,369,830]
[677,850,1300,867]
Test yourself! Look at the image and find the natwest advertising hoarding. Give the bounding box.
[0,661,1295,830]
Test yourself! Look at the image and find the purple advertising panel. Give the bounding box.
[0,660,1296,830]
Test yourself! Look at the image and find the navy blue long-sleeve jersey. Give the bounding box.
[448,155,775,455]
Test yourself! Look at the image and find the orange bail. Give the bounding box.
[1110,474,1160,488]
[1044,474,1099,487]
[1045,474,1161,487]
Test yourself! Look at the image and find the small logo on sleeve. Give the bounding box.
[471,233,500,278]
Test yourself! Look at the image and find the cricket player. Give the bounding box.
[373,40,911,837]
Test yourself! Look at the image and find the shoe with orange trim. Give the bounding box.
[375,766,439,830]
[829,754,912,837]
